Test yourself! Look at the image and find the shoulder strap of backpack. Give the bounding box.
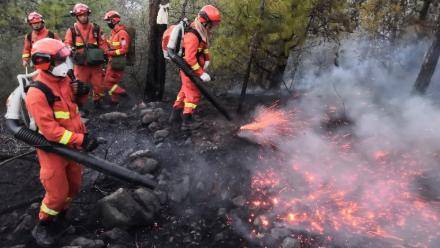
[70,26,77,47]
[27,81,60,107]
[92,23,100,46]
[47,31,54,39]
[26,32,32,43]
[185,26,203,44]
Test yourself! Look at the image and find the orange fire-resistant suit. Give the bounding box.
[104,24,130,103]
[25,71,86,221]
[173,23,211,115]
[22,27,61,64]
[64,22,107,106]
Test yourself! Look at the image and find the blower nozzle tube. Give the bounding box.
[5,119,157,189]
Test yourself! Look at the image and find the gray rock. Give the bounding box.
[140,108,153,117]
[128,157,159,174]
[98,188,157,228]
[128,149,152,159]
[148,122,161,132]
[281,237,300,248]
[214,232,225,242]
[100,112,128,121]
[141,111,158,125]
[232,195,246,207]
[270,227,291,240]
[70,237,105,248]
[169,175,190,202]
[133,188,161,215]
[153,108,166,119]
[153,190,168,205]
[101,227,131,243]
[146,102,161,108]
[217,208,227,216]
[154,129,169,140]
[108,245,128,248]
[9,245,26,248]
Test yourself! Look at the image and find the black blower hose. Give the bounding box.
[6,119,157,189]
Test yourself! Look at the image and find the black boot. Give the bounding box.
[181,114,202,130]
[168,108,183,124]
[31,220,56,247]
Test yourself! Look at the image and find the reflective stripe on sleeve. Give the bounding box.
[184,102,197,109]
[59,130,73,145]
[54,111,70,119]
[109,84,119,95]
[191,63,201,70]
[22,54,30,58]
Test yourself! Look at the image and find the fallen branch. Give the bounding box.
[0,149,35,167]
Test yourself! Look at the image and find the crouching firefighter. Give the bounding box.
[65,3,107,110]
[103,10,130,105]
[25,38,99,247]
[22,12,61,68]
[166,5,221,130]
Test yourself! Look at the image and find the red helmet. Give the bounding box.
[71,3,91,16]
[198,5,221,25]
[31,38,71,71]
[104,10,121,24]
[27,12,44,24]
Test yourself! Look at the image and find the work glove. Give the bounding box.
[203,61,210,70]
[71,80,91,96]
[82,134,99,152]
[200,72,211,82]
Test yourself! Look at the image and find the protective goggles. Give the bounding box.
[31,46,72,66]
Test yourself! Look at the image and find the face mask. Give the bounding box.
[107,22,115,29]
[51,57,73,78]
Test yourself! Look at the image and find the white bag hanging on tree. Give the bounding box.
[157,3,170,25]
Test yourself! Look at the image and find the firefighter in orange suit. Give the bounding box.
[64,3,107,109]
[103,10,130,104]
[22,12,61,67]
[25,38,99,247]
[169,5,221,130]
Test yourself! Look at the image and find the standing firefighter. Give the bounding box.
[103,10,130,105]
[22,12,61,67]
[26,38,99,247]
[168,5,221,130]
[64,3,107,109]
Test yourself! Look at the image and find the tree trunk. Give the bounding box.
[413,19,440,94]
[144,0,167,101]
[180,0,189,19]
[237,0,265,113]
[419,0,432,21]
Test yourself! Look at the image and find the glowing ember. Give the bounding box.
[239,105,440,247]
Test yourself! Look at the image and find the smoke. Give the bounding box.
[241,37,440,247]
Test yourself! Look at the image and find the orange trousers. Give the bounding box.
[74,65,105,106]
[103,64,126,103]
[173,71,201,114]
[37,149,83,221]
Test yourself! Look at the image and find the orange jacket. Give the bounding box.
[25,71,86,149]
[106,24,130,58]
[64,22,107,53]
[22,27,61,62]
[182,23,210,76]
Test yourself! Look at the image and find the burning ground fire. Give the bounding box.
[237,105,440,247]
